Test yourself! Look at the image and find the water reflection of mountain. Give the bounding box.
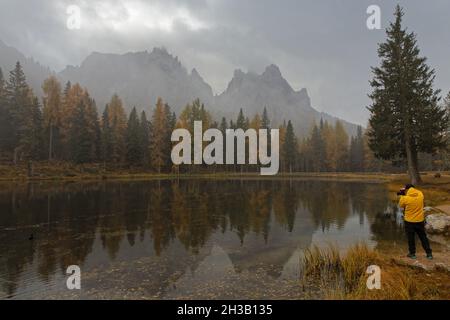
[0,179,392,298]
[211,204,314,278]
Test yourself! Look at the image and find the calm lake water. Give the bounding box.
[0,179,406,299]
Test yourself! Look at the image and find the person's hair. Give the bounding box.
[405,183,415,189]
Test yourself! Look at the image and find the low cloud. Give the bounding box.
[0,0,449,125]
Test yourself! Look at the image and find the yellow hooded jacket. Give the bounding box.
[398,187,424,223]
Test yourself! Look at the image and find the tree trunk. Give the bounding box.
[27,160,33,178]
[405,138,422,185]
[13,146,22,165]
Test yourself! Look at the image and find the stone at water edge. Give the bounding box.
[425,213,450,235]
[428,234,450,247]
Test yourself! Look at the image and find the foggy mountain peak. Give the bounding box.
[0,40,358,136]
[224,64,294,96]
[262,64,282,80]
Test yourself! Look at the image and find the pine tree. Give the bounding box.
[367,6,448,184]
[100,104,113,163]
[437,92,450,170]
[0,67,14,154]
[69,100,92,163]
[107,94,127,163]
[219,117,228,171]
[234,109,248,171]
[29,96,44,160]
[140,110,150,167]
[219,117,228,134]
[349,126,365,171]
[283,120,297,173]
[262,107,270,129]
[60,82,84,160]
[236,108,247,129]
[85,97,101,161]
[309,123,325,172]
[42,76,62,160]
[164,104,176,168]
[321,120,335,171]
[126,107,142,165]
[150,97,169,173]
[198,100,211,129]
[250,114,262,130]
[335,121,349,171]
[5,62,39,162]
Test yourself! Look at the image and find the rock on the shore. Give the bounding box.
[425,213,450,235]
[393,252,450,272]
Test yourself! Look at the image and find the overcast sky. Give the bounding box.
[0,0,449,125]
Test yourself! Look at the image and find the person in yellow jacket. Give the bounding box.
[398,184,432,260]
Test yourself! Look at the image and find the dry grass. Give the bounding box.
[300,244,450,300]
[387,172,450,208]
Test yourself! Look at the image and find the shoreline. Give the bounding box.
[0,162,408,182]
[1,163,449,208]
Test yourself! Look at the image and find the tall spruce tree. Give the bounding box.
[439,92,450,169]
[219,117,227,134]
[69,100,92,163]
[367,6,447,184]
[334,121,349,171]
[0,67,13,154]
[5,62,40,162]
[309,123,325,172]
[150,97,169,173]
[107,94,127,163]
[100,104,113,163]
[86,97,101,161]
[236,108,247,129]
[262,107,270,129]
[29,96,44,160]
[349,126,365,172]
[140,110,150,167]
[126,107,142,165]
[164,104,176,168]
[283,120,297,173]
[42,76,62,160]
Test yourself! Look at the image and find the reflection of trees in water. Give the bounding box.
[297,181,351,231]
[0,180,391,297]
[370,202,406,250]
[297,181,391,232]
[272,183,298,232]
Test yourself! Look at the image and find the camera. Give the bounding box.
[397,188,406,196]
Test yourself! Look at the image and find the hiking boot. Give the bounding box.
[407,253,417,259]
[426,254,433,260]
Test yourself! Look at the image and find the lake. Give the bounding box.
[0,179,406,299]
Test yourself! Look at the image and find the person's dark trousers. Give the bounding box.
[404,221,432,255]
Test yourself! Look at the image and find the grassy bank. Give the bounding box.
[0,161,405,182]
[2,162,449,209]
[387,173,450,207]
[300,244,450,300]
[1,162,449,204]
